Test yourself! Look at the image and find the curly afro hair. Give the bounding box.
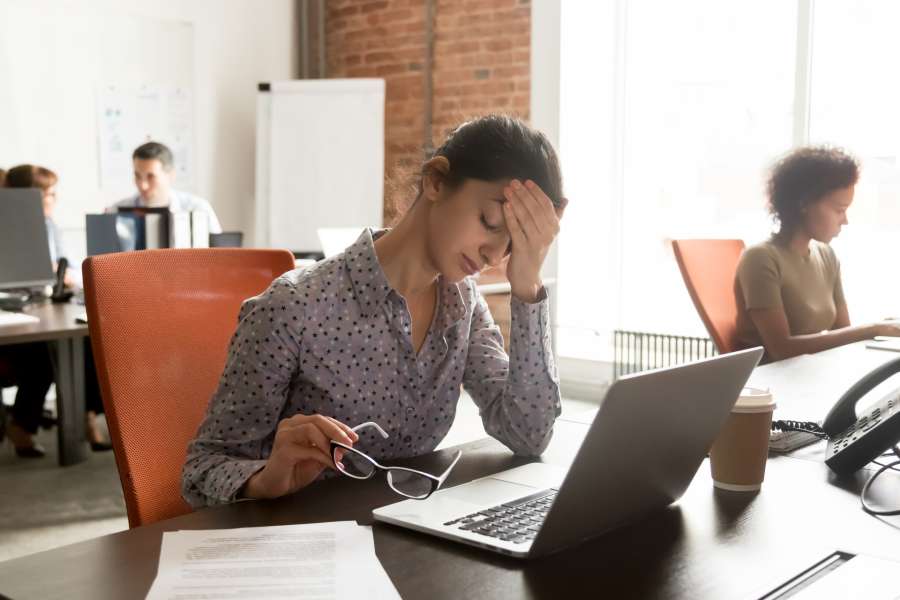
[767,146,859,236]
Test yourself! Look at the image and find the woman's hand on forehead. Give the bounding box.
[501,179,567,302]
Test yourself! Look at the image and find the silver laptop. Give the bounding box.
[373,347,763,558]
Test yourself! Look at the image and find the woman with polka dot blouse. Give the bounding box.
[182,115,568,507]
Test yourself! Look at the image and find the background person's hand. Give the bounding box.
[874,319,900,338]
[243,414,358,500]
[502,179,567,303]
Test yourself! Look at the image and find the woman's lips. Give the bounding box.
[462,254,480,275]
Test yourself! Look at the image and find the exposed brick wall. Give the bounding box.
[431,0,531,145]
[325,0,531,222]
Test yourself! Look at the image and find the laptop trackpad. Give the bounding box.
[441,477,538,506]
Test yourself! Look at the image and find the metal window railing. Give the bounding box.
[613,330,718,380]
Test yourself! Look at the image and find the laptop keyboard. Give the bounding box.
[442,488,557,544]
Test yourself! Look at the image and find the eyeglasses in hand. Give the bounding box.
[330,421,462,500]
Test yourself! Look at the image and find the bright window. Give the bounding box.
[809,1,900,324]
[558,0,797,361]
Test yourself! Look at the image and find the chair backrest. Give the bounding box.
[83,248,295,527]
[671,239,746,354]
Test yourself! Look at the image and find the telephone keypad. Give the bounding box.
[825,390,900,475]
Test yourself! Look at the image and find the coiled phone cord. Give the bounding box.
[772,421,900,516]
[770,420,828,438]
[862,446,900,516]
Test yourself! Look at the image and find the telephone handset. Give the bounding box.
[50,257,73,303]
[823,357,900,475]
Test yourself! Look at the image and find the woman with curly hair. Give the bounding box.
[734,146,900,361]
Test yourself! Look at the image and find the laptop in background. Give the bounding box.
[209,232,244,248]
[374,347,763,558]
[866,336,900,353]
[0,189,54,289]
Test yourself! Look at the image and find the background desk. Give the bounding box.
[1,414,898,599]
[0,302,88,466]
[749,341,898,420]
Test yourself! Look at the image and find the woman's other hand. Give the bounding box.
[243,414,359,499]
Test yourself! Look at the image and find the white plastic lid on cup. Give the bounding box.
[732,387,776,414]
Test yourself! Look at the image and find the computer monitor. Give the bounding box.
[0,189,54,289]
[86,214,143,256]
[209,231,243,248]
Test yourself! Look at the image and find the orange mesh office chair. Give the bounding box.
[83,249,295,527]
[671,239,746,354]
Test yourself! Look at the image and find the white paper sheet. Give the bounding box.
[146,521,399,600]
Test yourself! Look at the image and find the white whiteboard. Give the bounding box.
[96,84,194,190]
[0,1,193,231]
[255,79,385,252]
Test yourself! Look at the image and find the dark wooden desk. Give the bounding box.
[1,416,898,600]
[748,341,898,416]
[0,302,88,466]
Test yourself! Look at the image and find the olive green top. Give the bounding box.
[735,239,845,351]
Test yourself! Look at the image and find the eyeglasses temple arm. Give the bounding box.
[437,451,463,486]
[350,421,390,439]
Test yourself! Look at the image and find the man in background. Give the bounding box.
[108,141,222,235]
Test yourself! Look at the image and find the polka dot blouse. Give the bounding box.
[181,229,561,508]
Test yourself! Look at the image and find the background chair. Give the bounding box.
[671,239,746,354]
[83,248,294,527]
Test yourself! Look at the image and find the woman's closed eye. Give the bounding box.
[480,213,502,233]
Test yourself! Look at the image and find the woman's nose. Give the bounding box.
[482,241,508,268]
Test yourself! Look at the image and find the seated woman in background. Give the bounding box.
[735,147,900,361]
[5,164,112,452]
[1,165,57,456]
[182,115,567,507]
[6,165,73,286]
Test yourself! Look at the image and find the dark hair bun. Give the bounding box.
[431,115,564,208]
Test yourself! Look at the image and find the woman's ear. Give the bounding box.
[422,156,450,202]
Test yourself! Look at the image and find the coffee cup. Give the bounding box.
[710,387,776,492]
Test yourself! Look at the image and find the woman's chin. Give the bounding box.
[440,267,471,284]
[443,273,468,284]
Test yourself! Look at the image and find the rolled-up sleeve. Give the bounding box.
[181,278,303,508]
[462,288,561,457]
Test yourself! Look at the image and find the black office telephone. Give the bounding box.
[822,357,900,476]
[50,257,73,303]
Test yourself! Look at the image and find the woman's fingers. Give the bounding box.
[273,425,335,469]
[502,200,527,248]
[284,413,354,445]
[308,414,354,445]
[283,443,334,471]
[288,423,332,452]
[272,413,370,476]
[524,180,559,227]
[276,416,356,470]
[508,180,544,237]
[324,415,359,442]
